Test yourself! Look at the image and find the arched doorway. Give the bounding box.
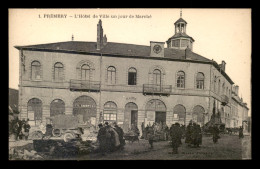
[192,105,205,126]
[124,102,138,131]
[27,98,42,126]
[146,99,166,124]
[50,99,65,117]
[173,104,186,125]
[73,96,97,124]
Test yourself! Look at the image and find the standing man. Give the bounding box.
[147,126,155,149]
[113,122,125,150]
[169,123,182,154]
[22,119,31,140]
[212,124,220,144]
[97,123,109,155]
[185,120,193,147]
[239,126,244,139]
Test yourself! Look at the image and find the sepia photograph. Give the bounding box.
[8,8,251,160]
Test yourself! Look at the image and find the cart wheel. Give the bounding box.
[63,133,75,142]
[31,131,43,139]
[52,129,62,137]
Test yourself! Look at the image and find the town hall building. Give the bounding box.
[15,14,249,133]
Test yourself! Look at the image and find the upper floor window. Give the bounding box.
[222,83,225,95]
[177,71,185,88]
[218,79,221,94]
[214,76,216,92]
[81,64,90,80]
[54,62,64,81]
[196,72,204,89]
[31,61,41,80]
[128,67,137,85]
[153,69,161,85]
[107,66,116,84]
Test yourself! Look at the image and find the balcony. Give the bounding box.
[70,79,101,92]
[221,95,229,106]
[143,84,172,96]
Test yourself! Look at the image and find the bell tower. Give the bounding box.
[166,10,195,51]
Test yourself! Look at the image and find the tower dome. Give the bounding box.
[166,11,195,51]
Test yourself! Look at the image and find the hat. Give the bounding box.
[98,123,103,127]
[105,122,109,125]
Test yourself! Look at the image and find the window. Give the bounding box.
[218,80,221,94]
[172,40,180,47]
[107,66,116,84]
[173,104,186,125]
[50,99,65,117]
[181,39,188,47]
[31,61,41,80]
[81,64,90,80]
[27,98,42,126]
[222,83,225,95]
[128,68,137,85]
[196,72,204,89]
[177,71,185,88]
[214,76,216,92]
[104,101,117,122]
[153,69,161,85]
[54,62,64,81]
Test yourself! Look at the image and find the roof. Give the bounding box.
[14,41,234,84]
[14,41,209,62]
[167,32,195,42]
[174,18,187,24]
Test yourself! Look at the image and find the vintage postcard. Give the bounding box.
[8,8,251,160]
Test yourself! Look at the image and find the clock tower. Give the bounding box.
[166,10,195,51]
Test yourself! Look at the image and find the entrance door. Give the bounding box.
[155,111,166,124]
[131,110,138,126]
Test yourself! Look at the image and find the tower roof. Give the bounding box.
[174,18,187,24]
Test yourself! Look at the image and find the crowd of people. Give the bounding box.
[97,122,125,155]
[9,118,31,141]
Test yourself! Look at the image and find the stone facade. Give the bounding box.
[16,17,248,134]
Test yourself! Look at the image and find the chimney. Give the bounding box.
[97,19,103,50]
[221,60,226,72]
[185,46,191,59]
[236,85,239,96]
[103,34,107,46]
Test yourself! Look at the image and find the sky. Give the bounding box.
[9,8,251,116]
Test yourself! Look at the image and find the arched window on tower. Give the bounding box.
[196,72,204,89]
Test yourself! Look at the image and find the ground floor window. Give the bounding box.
[27,98,42,126]
[103,101,117,123]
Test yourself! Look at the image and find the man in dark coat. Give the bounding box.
[22,119,31,140]
[212,124,220,143]
[185,121,193,147]
[97,123,110,154]
[239,126,244,139]
[147,126,155,149]
[193,124,202,147]
[113,122,125,150]
[169,123,182,154]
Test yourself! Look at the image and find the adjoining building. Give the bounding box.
[14,14,249,133]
